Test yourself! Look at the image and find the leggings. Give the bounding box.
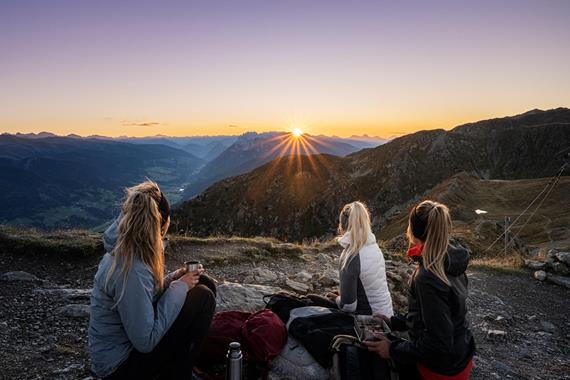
[105,275,216,380]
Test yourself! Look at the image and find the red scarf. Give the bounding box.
[407,244,423,259]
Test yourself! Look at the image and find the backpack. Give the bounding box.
[242,309,288,363]
[263,292,315,323]
[288,310,356,367]
[197,311,251,368]
[196,309,288,377]
[330,335,397,380]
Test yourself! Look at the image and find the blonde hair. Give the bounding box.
[338,201,373,270]
[106,180,170,305]
[407,200,451,285]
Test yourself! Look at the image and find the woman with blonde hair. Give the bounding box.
[314,201,393,316]
[88,181,215,379]
[364,200,475,380]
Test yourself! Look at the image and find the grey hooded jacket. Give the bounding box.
[88,218,188,377]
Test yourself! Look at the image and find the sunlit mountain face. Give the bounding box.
[180,131,375,199]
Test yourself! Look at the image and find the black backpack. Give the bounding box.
[263,292,315,323]
[330,335,397,380]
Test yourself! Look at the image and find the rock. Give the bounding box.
[294,270,313,282]
[286,278,310,293]
[269,336,329,380]
[547,274,570,289]
[551,262,570,276]
[539,320,556,333]
[525,260,546,271]
[487,329,507,341]
[216,282,282,312]
[58,304,90,318]
[554,251,570,266]
[0,271,40,282]
[533,270,547,281]
[250,267,279,284]
[545,250,557,265]
[316,268,339,287]
[35,288,92,300]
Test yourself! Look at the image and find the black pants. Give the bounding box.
[105,276,216,380]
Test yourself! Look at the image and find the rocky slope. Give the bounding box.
[175,108,570,242]
[1,229,569,379]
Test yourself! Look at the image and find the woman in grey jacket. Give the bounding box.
[88,181,215,379]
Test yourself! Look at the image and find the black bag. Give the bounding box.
[330,335,395,380]
[288,311,356,367]
[263,292,315,323]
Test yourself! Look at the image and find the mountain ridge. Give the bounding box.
[174,108,570,242]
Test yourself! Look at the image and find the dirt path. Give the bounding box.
[0,245,569,379]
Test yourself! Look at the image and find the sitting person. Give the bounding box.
[312,201,393,317]
[88,181,216,380]
[364,200,476,380]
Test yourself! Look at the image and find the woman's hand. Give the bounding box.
[325,291,339,301]
[179,269,203,291]
[363,333,391,359]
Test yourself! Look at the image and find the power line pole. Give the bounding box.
[504,216,510,257]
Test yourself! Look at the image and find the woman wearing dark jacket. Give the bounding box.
[364,200,475,380]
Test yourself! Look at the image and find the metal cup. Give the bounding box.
[184,260,201,273]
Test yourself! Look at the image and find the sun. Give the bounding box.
[292,128,303,138]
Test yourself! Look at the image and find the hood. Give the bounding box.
[444,243,470,276]
[338,231,377,249]
[102,214,121,253]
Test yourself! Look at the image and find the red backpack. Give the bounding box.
[242,309,288,363]
[196,309,287,372]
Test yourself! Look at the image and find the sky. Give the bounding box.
[1,0,569,138]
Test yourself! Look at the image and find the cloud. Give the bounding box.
[227,124,239,128]
[121,120,163,127]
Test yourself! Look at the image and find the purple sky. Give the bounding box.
[1,0,569,137]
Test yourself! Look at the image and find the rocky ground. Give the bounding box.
[1,237,569,379]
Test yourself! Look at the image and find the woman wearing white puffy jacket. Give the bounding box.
[332,201,394,316]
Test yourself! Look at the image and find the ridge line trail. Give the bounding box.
[0,243,569,379]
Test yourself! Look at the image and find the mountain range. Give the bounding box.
[0,131,385,229]
[174,108,570,243]
[181,132,385,198]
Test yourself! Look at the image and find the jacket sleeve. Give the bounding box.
[390,276,453,365]
[115,264,189,353]
[336,256,360,313]
[374,250,394,317]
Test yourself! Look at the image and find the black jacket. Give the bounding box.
[390,244,476,375]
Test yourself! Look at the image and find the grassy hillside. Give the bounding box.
[380,174,570,256]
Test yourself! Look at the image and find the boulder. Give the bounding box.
[546,274,570,289]
[216,282,281,312]
[551,262,570,276]
[316,268,339,287]
[35,288,92,300]
[285,278,310,293]
[533,270,547,281]
[554,251,570,266]
[525,260,546,271]
[269,336,329,380]
[545,250,557,265]
[249,267,280,284]
[58,304,91,318]
[294,270,313,282]
[0,271,40,282]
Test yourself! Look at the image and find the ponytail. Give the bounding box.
[407,200,452,285]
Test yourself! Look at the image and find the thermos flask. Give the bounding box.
[226,341,243,380]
